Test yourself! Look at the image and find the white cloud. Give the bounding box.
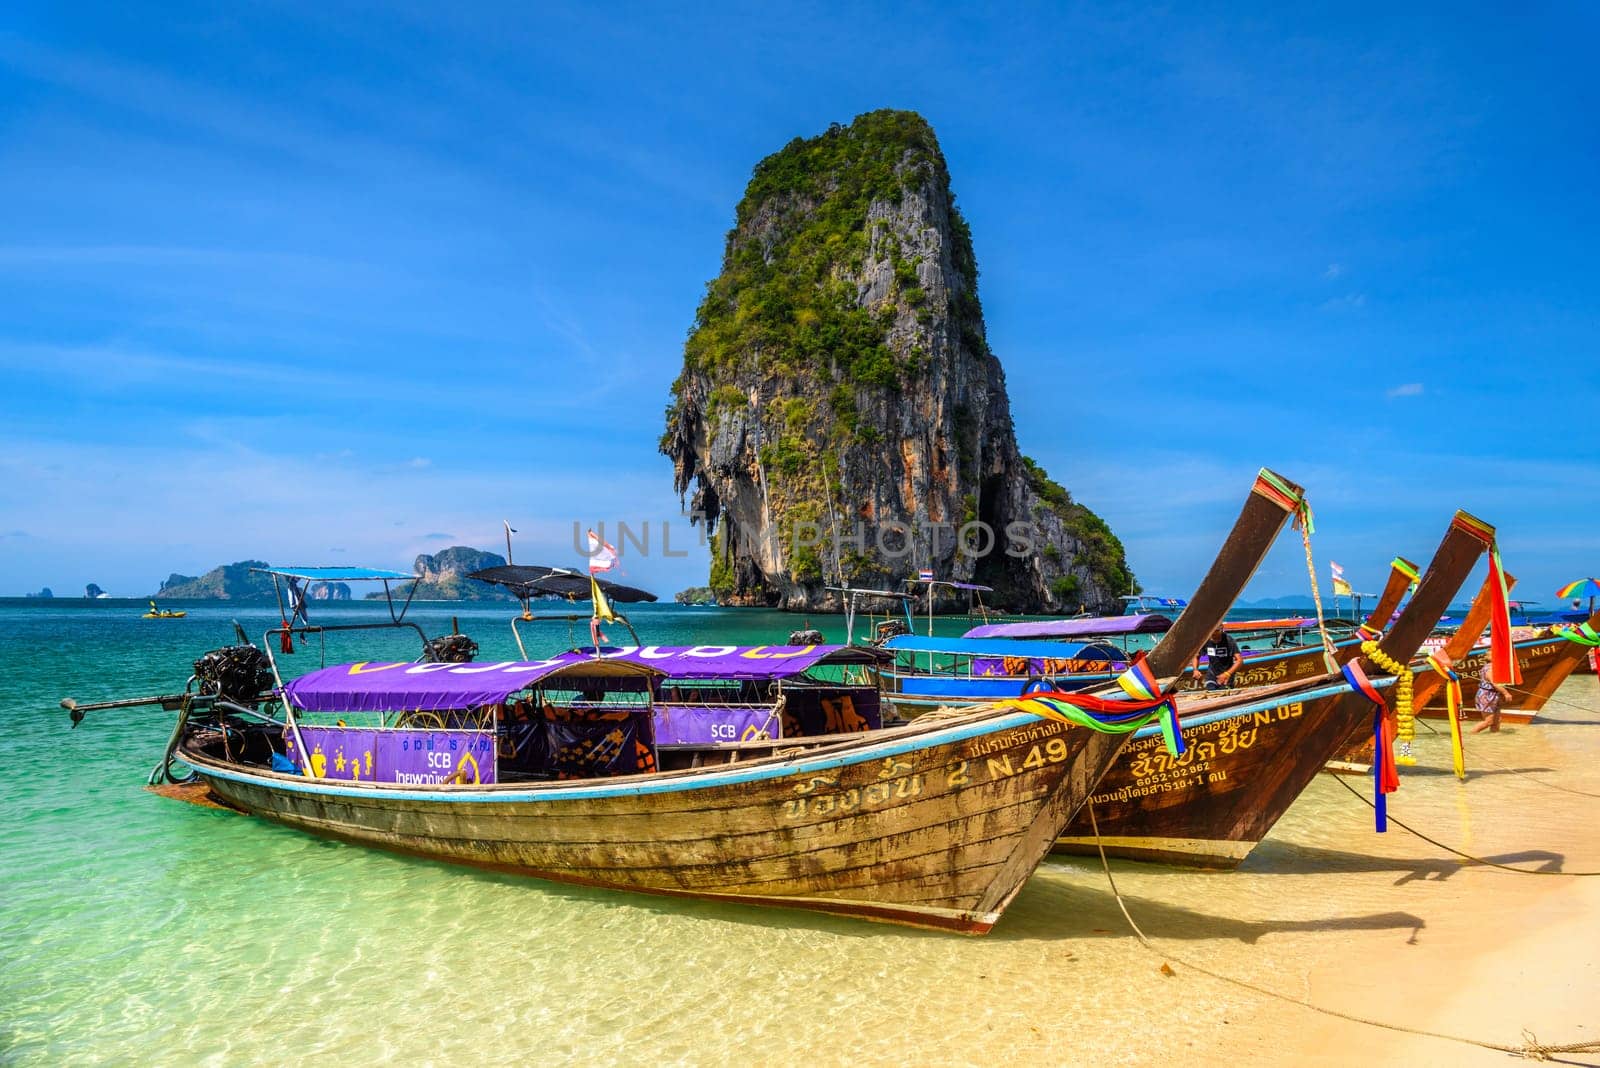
[1386,382,1424,398]
[1324,263,1344,279]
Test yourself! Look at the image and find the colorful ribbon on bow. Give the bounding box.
[1342,658,1398,832]
[1555,622,1600,647]
[1392,556,1420,591]
[1425,651,1467,781]
[1001,653,1186,758]
[1451,513,1522,687]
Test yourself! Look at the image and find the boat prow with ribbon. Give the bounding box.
[1049,508,1491,869]
[64,470,1321,933]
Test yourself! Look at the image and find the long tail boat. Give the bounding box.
[65,472,1306,933]
[1413,588,1600,723]
[1173,556,1419,692]
[1050,511,1491,868]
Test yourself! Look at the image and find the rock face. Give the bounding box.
[674,586,716,605]
[84,583,106,599]
[380,546,512,600]
[661,110,1135,612]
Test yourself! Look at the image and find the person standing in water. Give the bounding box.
[1195,625,1242,689]
[1472,663,1514,733]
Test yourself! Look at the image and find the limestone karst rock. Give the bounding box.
[662,110,1134,611]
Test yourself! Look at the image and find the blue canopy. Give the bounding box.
[882,635,1122,661]
[251,566,415,581]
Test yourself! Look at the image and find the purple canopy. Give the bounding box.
[963,614,1172,640]
[283,645,884,713]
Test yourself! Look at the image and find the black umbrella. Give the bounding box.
[469,564,657,603]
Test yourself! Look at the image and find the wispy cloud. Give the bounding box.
[1386,382,1424,398]
[1324,263,1344,279]
[1320,293,1367,311]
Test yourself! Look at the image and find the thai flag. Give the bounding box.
[1330,561,1345,579]
[918,568,934,582]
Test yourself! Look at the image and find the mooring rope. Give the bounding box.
[1084,801,1600,1060]
[1325,775,1600,876]
[1409,715,1600,800]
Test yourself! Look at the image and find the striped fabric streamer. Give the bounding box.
[1115,653,1185,758]
[1450,512,1522,687]
[1391,556,1421,590]
[1426,652,1467,781]
[1556,622,1600,647]
[1342,658,1398,831]
[1252,468,1304,515]
[1001,655,1186,758]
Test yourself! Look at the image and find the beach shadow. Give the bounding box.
[995,876,1426,945]
[1240,840,1574,881]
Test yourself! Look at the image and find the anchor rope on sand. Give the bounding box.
[1326,775,1600,877]
[1409,715,1600,801]
[1083,801,1600,1061]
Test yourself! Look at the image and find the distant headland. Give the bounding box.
[145,547,515,601]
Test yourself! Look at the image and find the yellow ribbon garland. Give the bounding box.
[1426,652,1467,781]
[1360,640,1415,766]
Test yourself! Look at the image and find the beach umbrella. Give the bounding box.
[1556,577,1600,614]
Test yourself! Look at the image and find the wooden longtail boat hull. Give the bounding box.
[169,469,1307,932]
[186,711,1123,934]
[1054,680,1371,866]
[1416,612,1600,717]
[1055,514,1488,868]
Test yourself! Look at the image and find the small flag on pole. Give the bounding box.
[1333,576,1352,596]
[918,568,934,582]
[586,529,619,574]
[1330,561,1345,579]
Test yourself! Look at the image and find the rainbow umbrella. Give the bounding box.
[1556,577,1600,615]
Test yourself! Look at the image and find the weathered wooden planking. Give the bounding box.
[189,711,1121,933]
[174,469,1309,934]
[1057,511,1487,868]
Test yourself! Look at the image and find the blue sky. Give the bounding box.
[1,4,1595,605]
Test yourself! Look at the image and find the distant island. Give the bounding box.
[361,547,514,601]
[85,583,108,599]
[674,586,716,605]
[148,547,514,601]
[25,587,53,599]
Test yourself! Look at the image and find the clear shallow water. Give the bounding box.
[4,600,1598,1064]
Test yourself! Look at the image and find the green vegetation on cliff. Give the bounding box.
[1022,457,1137,597]
[674,110,970,402]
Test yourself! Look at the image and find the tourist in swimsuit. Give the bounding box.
[1472,665,1513,733]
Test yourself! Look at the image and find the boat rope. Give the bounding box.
[1448,662,1599,718]
[1409,715,1600,801]
[1083,800,1600,1060]
[1326,775,1600,876]
[1265,472,1339,674]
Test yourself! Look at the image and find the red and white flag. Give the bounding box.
[586,529,618,574]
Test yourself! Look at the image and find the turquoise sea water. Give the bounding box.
[6,599,1598,1064]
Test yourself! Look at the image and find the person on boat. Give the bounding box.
[1472,664,1514,733]
[1195,625,1242,689]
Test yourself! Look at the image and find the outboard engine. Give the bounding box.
[192,645,275,705]
[870,619,910,646]
[788,628,825,645]
[423,633,479,663]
